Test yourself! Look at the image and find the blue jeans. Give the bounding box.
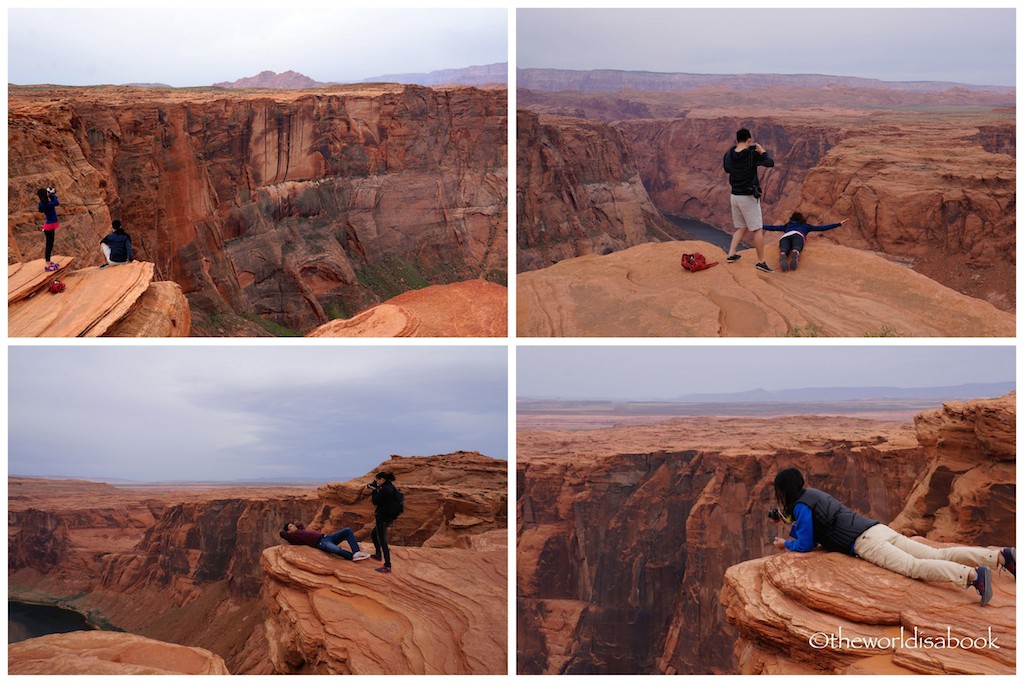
[317,528,360,560]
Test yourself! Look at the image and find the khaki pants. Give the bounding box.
[853,524,997,588]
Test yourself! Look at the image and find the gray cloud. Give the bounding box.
[9,346,507,482]
[518,8,1015,87]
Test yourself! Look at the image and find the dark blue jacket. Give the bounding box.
[101,231,134,263]
[371,481,397,522]
[38,194,60,224]
[723,146,774,195]
[763,221,841,238]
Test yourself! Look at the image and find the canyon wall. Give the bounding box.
[516,110,680,272]
[516,414,928,673]
[721,393,1016,674]
[9,84,507,335]
[8,451,508,674]
[517,101,1015,309]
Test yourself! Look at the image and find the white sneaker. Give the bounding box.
[352,551,371,561]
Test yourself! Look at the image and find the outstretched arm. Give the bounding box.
[761,224,785,232]
[806,219,848,232]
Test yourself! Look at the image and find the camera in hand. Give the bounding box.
[367,481,379,489]
[767,508,782,522]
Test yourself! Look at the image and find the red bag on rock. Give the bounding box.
[48,280,66,294]
[681,253,718,272]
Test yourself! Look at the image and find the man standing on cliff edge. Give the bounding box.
[723,128,774,272]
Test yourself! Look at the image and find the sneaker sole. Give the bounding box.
[978,567,993,606]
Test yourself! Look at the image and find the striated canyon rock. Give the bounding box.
[8,84,507,335]
[517,240,1015,337]
[8,260,191,337]
[720,550,1014,674]
[307,280,507,337]
[261,540,507,674]
[517,111,680,272]
[721,393,1016,674]
[517,414,928,674]
[891,392,1015,544]
[8,631,230,675]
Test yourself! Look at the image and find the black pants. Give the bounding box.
[44,230,55,262]
[371,517,392,567]
[779,233,805,255]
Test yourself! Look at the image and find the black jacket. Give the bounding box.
[723,146,774,195]
[371,481,397,521]
[793,487,878,554]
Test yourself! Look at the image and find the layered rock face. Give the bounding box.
[9,451,508,674]
[261,535,507,674]
[9,84,507,335]
[8,631,230,675]
[517,414,927,674]
[517,110,680,272]
[518,96,1015,309]
[721,393,1016,674]
[517,241,1015,337]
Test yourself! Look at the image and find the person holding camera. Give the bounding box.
[770,468,1014,606]
[36,187,61,272]
[279,521,371,561]
[723,128,774,273]
[368,471,399,574]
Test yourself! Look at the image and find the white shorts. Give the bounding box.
[730,194,763,231]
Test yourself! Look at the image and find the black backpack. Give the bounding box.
[388,487,405,521]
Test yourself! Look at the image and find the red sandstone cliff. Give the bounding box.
[517,110,682,272]
[517,414,927,674]
[8,631,230,674]
[720,393,1016,674]
[9,84,507,335]
[517,100,1014,309]
[8,451,508,674]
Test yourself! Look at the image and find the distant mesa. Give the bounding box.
[213,69,325,89]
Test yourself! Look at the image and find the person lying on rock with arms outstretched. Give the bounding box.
[770,468,1014,606]
[762,212,847,272]
[280,521,371,561]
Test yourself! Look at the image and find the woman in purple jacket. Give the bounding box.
[763,212,847,272]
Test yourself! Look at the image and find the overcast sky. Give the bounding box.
[518,346,1015,400]
[518,8,1015,87]
[8,8,507,87]
[9,346,507,483]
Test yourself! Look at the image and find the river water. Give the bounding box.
[662,214,733,250]
[8,601,98,644]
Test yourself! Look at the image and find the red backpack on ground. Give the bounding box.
[681,252,718,272]
[48,280,66,294]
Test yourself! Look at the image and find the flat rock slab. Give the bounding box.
[9,262,155,337]
[8,256,75,304]
[309,280,507,337]
[517,241,1015,337]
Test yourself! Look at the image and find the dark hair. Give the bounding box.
[789,212,806,223]
[37,188,49,203]
[736,128,752,143]
[374,471,396,482]
[112,219,124,232]
[774,468,805,515]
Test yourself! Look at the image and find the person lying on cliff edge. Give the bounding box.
[99,220,134,268]
[368,471,400,574]
[762,212,848,272]
[770,467,1015,606]
[280,522,372,561]
[37,187,61,272]
[723,128,774,273]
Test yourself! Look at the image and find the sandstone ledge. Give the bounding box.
[261,542,507,674]
[517,240,1014,337]
[721,550,1015,674]
[8,631,230,674]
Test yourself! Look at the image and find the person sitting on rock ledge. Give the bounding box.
[771,467,1014,606]
[99,220,134,268]
[280,521,371,561]
[762,212,848,272]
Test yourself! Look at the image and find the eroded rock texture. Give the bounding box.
[721,394,1016,674]
[9,84,507,335]
[517,414,927,674]
[8,631,230,675]
[517,241,1015,337]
